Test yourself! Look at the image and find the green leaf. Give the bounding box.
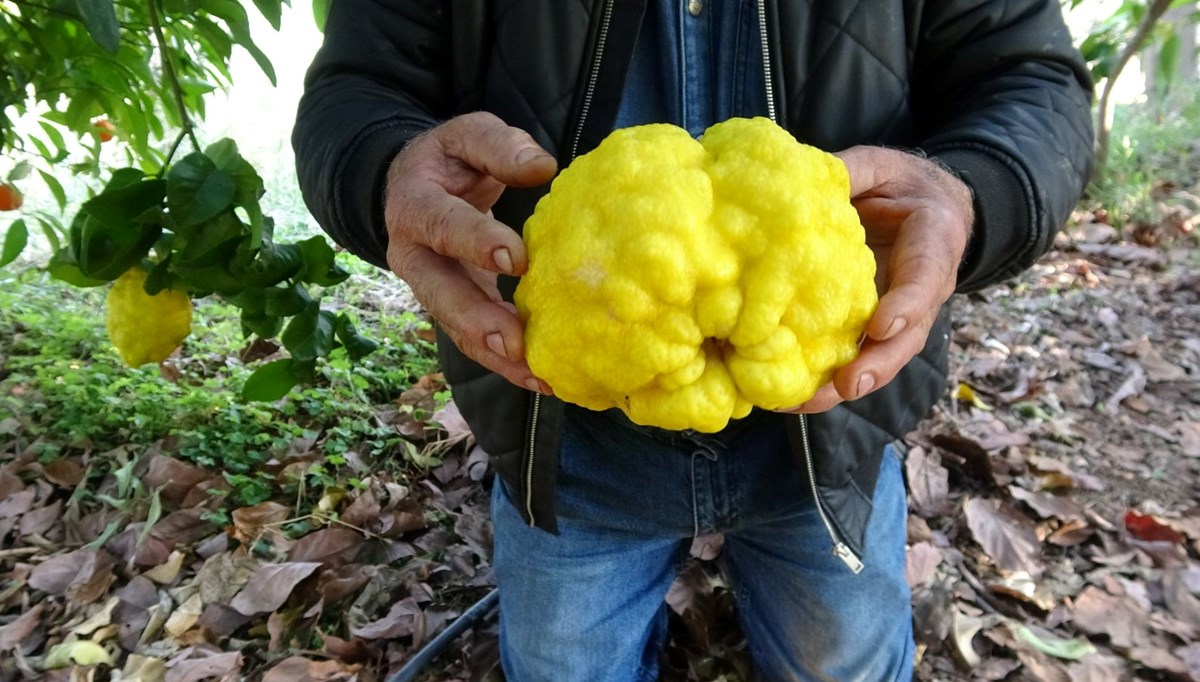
[0,220,28,269]
[48,249,108,287]
[134,488,164,560]
[1154,30,1180,94]
[7,161,31,182]
[313,0,330,31]
[335,313,379,362]
[38,122,67,160]
[241,311,282,338]
[296,236,349,286]
[205,138,265,247]
[251,0,283,30]
[166,153,237,228]
[35,217,63,253]
[1013,625,1096,661]
[242,359,297,401]
[70,176,165,280]
[281,301,335,362]
[265,283,312,317]
[74,0,121,53]
[38,169,68,209]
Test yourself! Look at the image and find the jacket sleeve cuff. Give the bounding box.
[929,147,1034,293]
[334,119,429,270]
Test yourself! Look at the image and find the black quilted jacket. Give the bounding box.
[293,0,1093,565]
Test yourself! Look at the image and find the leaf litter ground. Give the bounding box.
[1,211,1199,681]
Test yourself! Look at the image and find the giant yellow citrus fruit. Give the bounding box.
[106,266,192,367]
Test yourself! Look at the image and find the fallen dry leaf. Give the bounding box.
[964,498,1045,577]
[906,542,941,589]
[18,499,63,537]
[142,456,215,510]
[1010,487,1086,524]
[1125,509,1187,544]
[143,550,186,585]
[288,527,365,568]
[1065,653,1129,682]
[349,596,422,640]
[164,647,242,682]
[1017,648,1071,682]
[261,656,362,682]
[42,458,86,487]
[1072,585,1148,649]
[118,654,168,682]
[907,447,950,517]
[229,561,322,616]
[1162,567,1200,629]
[0,602,44,651]
[72,595,119,636]
[0,488,35,519]
[28,548,117,604]
[231,501,290,542]
[164,594,204,638]
[195,553,261,605]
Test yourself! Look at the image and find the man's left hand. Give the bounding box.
[783,145,974,414]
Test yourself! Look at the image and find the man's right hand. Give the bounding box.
[383,112,558,394]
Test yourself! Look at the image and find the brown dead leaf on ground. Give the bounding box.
[0,602,44,652]
[289,527,365,568]
[1072,585,1150,649]
[261,656,364,682]
[229,562,322,616]
[964,498,1045,577]
[907,446,951,517]
[28,548,117,604]
[164,647,242,682]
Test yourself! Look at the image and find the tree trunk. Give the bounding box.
[1094,0,1175,184]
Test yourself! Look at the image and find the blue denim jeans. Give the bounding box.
[491,406,914,682]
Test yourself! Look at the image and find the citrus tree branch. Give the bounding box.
[147,0,200,161]
[1094,0,1173,183]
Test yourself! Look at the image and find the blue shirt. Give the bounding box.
[599,1,770,439]
[614,0,768,135]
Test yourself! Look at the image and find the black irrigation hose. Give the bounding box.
[386,588,500,682]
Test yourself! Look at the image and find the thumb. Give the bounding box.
[437,112,558,188]
[835,145,896,198]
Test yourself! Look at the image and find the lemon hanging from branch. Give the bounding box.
[515,117,878,433]
[106,266,193,367]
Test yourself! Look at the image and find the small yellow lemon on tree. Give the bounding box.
[515,117,877,433]
[106,265,193,367]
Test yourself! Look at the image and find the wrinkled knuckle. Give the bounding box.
[426,205,458,254]
[386,243,414,279]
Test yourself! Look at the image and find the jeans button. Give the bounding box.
[687,0,702,16]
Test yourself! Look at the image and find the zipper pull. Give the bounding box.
[833,542,865,574]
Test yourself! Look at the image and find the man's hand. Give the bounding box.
[384,112,557,394]
[784,146,974,414]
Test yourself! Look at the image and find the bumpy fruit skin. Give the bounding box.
[514,117,878,433]
[0,183,23,211]
[106,266,193,367]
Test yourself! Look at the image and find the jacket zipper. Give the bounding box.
[569,0,616,159]
[755,0,862,574]
[525,0,616,526]
[799,414,865,573]
[756,0,778,123]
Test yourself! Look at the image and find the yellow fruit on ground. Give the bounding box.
[106,266,193,367]
[514,117,878,433]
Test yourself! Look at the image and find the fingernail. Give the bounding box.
[515,147,545,165]
[524,378,543,394]
[494,247,514,275]
[884,318,907,340]
[487,333,507,359]
[856,374,876,398]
